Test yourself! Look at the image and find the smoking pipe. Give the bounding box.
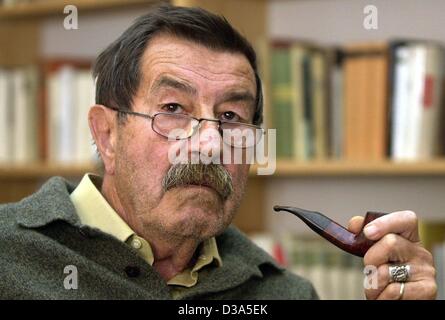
[273,206,387,257]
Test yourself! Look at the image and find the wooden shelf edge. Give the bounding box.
[3,160,445,179]
[0,163,98,179]
[0,0,157,19]
[250,159,445,177]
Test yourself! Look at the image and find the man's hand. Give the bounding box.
[348,211,437,300]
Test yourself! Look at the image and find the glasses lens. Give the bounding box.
[153,113,195,139]
[220,123,263,148]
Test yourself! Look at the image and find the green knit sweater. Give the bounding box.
[0,177,318,300]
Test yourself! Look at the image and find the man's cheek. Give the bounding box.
[226,164,249,181]
[226,165,249,195]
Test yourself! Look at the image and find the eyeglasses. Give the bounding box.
[105,106,264,148]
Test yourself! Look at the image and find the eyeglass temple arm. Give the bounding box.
[103,105,154,120]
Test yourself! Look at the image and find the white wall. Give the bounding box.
[269,0,445,44]
[267,0,445,236]
[40,7,146,58]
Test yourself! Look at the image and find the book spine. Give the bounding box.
[417,45,444,160]
[12,69,27,163]
[75,70,96,164]
[0,69,10,163]
[329,50,344,159]
[289,45,308,161]
[406,45,427,161]
[391,45,411,160]
[311,52,328,160]
[270,45,295,159]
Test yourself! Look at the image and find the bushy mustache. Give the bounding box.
[162,163,233,200]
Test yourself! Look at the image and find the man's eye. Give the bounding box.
[221,111,240,122]
[162,103,183,113]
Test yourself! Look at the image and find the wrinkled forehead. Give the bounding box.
[139,34,257,94]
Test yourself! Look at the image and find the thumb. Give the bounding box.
[348,216,365,234]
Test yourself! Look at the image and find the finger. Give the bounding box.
[376,280,437,300]
[376,282,406,300]
[364,263,398,300]
[364,233,415,266]
[363,210,419,242]
[364,263,387,300]
[364,262,436,300]
[348,216,364,234]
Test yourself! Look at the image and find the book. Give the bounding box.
[343,43,390,161]
[74,70,96,164]
[310,50,329,160]
[0,67,39,164]
[302,52,315,159]
[0,68,11,163]
[270,42,294,159]
[42,59,93,165]
[47,65,76,164]
[391,42,445,161]
[328,49,344,159]
[289,44,308,161]
[405,44,428,161]
[391,43,412,160]
[12,67,38,163]
[417,44,444,160]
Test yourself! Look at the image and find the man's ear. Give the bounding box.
[88,105,117,175]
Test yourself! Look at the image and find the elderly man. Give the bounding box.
[0,5,436,299]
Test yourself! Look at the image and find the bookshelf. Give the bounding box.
[0,0,152,18]
[0,164,97,179]
[4,160,445,179]
[253,159,445,177]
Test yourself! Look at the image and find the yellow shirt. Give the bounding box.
[70,174,222,290]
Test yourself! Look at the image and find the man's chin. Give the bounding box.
[167,206,227,239]
[158,186,230,232]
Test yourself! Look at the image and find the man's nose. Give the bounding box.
[194,120,223,161]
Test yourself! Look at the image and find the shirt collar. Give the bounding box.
[70,173,134,242]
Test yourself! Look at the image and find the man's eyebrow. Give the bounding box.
[217,91,256,121]
[150,76,197,96]
[218,90,256,106]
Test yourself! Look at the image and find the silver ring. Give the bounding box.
[389,264,411,283]
[398,282,405,300]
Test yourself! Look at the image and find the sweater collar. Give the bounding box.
[16,176,81,228]
[176,226,285,299]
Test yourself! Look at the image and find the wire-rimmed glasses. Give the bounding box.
[105,106,264,148]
